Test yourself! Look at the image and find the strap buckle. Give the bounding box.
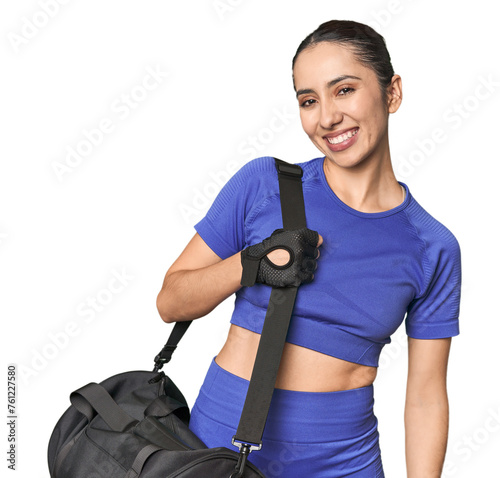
[153,344,177,372]
[230,438,262,478]
[275,159,303,178]
[231,437,262,453]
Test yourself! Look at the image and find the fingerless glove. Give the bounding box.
[240,228,319,288]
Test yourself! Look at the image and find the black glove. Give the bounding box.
[240,228,319,288]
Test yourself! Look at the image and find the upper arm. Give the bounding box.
[406,337,452,402]
[157,233,239,322]
[405,218,461,340]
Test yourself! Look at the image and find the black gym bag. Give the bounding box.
[47,158,307,477]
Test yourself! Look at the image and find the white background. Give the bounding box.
[1,1,499,476]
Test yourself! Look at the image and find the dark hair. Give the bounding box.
[292,20,395,101]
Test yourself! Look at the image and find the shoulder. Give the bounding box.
[227,157,277,194]
[403,195,460,255]
[239,156,277,175]
[402,194,461,286]
[297,156,325,182]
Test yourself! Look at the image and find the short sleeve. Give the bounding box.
[194,157,276,260]
[405,230,462,339]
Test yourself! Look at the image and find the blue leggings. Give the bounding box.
[189,358,384,477]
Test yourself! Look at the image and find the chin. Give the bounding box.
[324,152,366,169]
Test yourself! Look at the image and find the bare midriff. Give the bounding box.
[216,324,377,393]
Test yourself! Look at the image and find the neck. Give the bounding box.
[323,149,403,213]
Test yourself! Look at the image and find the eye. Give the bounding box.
[299,98,317,108]
[338,87,355,96]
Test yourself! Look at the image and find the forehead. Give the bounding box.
[293,42,374,88]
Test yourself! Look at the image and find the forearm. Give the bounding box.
[405,395,449,477]
[157,251,243,322]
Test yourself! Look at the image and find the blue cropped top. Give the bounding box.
[194,156,461,367]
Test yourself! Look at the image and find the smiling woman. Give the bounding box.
[292,28,403,212]
[157,19,461,478]
[293,35,404,212]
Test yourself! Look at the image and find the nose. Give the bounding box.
[319,98,342,130]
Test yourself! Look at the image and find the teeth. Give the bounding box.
[327,128,358,144]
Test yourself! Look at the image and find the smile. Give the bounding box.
[326,128,359,144]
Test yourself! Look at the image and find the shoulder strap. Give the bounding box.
[153,158,307,474]
[274,158,306,229]
[231,158,305,471]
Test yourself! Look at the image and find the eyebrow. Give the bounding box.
[295,75,362,98]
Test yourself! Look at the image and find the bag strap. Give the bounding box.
[153,320,190,372]
[273,158,306,229]
[231,159,305,458]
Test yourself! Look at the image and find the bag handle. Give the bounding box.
[124,444,163,478]
[70,382,138,432]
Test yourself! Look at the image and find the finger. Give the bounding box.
[302,243,318,257]
[301,229,319,247]
[302,257,317,272]
[301,272,315,284]
[305,230,322,247]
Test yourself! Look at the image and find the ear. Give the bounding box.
[386,74,403,113]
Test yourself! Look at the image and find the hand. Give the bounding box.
[266,234,323,266]
[240,228,322,288]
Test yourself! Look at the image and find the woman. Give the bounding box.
[157,20,461,477]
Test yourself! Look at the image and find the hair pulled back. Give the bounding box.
[292,20,395,100]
